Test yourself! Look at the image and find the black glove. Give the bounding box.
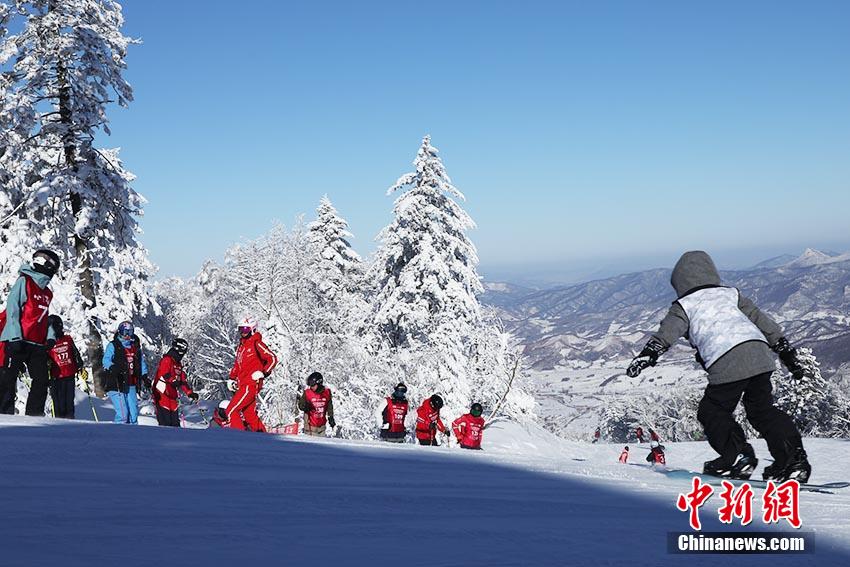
[188,392,199,402]
[328,416,336,428]
[773,338,805,380]
[626,338,666,378]
[6,340,24,355]
[45,338,56,349]
[430,422,437,431]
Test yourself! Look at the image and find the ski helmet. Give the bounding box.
[172,337,189,356]
[117,321,134,339]
[31,249,60,278]
[429,394,444,410]
[392,382,407,399]
[47,314,64,337]
[307,371,323,387]
[237,315,257,335]
[470,402,483,417]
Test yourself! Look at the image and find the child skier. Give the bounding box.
[225,317,277,432]
[626,251,811,482]
[415,394,449,446]
[380,383,408,443]
[619,446,629,464]
[102,321,149,424]
[0,249,61,415]
[646,441,666,468]
[46,315,84,419]
[452,402,485,450]
[152,338,199,427]
[297,372,335,436]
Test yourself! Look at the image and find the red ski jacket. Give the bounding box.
[48,335,81,379]
[646,447,666,465]
[229,332,278,387]
[415,400,447,441]
[304,387,332,427]
[452,413,485,449]
[153,353,195,411]
[383,397,409,433]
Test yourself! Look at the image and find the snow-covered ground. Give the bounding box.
[1,402,849,566]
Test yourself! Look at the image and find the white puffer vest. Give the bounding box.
[676,287,768,368]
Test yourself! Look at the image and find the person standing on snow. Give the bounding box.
[649,428,660,443]
[452,402,485,450]
[102,321,148,424]
[297,371,335,436]
[46,315,84,419]
[635,426,645,443]
[415,394,449,446]
[619,446,629,464]
[592,427,601,444]
[380,383,409,443]
[0,249,61,415]
[225,317,277,432]
[152,338,198,427]
[626,250,811,483]
[646,440,666,468]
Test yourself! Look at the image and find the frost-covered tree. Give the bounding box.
[368,135,484,413]
[0,0,156,393]
[307,196,362,302]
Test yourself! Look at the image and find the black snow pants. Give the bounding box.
[49,377,76,418]
[697,372,802,467]
[0,343,50,415]
[156,406,180,427]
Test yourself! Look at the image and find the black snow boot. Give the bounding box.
[777,447,812,483]
[703,444,758,480]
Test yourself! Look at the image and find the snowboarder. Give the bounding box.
[415,394,449,446]
[592,427,601,444]
[0,249,61,415]
[297,371,335,436]
[152,338,199,427]
[635,426,645,443]
[619,446,629,464]
[102,321,149,424]
[225,316,277,432]
[452,402,485,450]
[380,383,408,443]
[45,315,84,419]
[646,440,666,468]
[626,250,812,482]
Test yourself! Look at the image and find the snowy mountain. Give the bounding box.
[484,250,850,374]
[3,414,850,565]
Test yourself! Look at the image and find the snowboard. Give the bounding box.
[664,468,850,495]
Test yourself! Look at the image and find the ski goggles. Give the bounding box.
[118,322,134,337]
[238,326,253,335]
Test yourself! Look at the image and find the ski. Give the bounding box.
[663,468,849,494]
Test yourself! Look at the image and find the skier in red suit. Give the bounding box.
[225,317,277,432]
[452,402,485,450]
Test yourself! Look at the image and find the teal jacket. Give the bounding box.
[1,263,57,345]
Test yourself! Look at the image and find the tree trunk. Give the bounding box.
[55,33,105,395]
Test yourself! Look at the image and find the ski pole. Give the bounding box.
[79,370,99,422]
[198,406,210,426]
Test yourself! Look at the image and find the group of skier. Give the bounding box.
[0,248,818,476]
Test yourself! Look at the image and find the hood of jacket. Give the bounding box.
[670,251,721,298]
[19,263,52,289]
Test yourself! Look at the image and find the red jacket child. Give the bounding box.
[415,394,448,445]
[152,338,198,427]
[225,318,278,432]
[452,403,485,450]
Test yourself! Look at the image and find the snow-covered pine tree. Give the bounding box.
[307,195,362,305]
[368,135,484,415]
[0,0,156,394]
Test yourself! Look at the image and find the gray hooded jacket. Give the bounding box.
[1,263,57,345]
[652,251,782,385]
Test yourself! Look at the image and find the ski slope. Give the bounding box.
[1,411,849,566]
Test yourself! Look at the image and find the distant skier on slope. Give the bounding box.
[102,321,149,425]
[415,394,450,446]
[452,402,485,450]
[646,441,666,468]
[46,315,84,419]
[635,426,645,443]
[626,250,811,482]
[619,446,629,464]
[297,372,335,436]
[592,427,601,444]
[380,383,408,443]
[0,249,61,415]
[225,317,277,432]
[152,338,198,427]
[649,428,660,443]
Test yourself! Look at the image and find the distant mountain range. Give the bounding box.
[482,249,850,374]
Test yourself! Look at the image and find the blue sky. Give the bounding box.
[106,0,850,281]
